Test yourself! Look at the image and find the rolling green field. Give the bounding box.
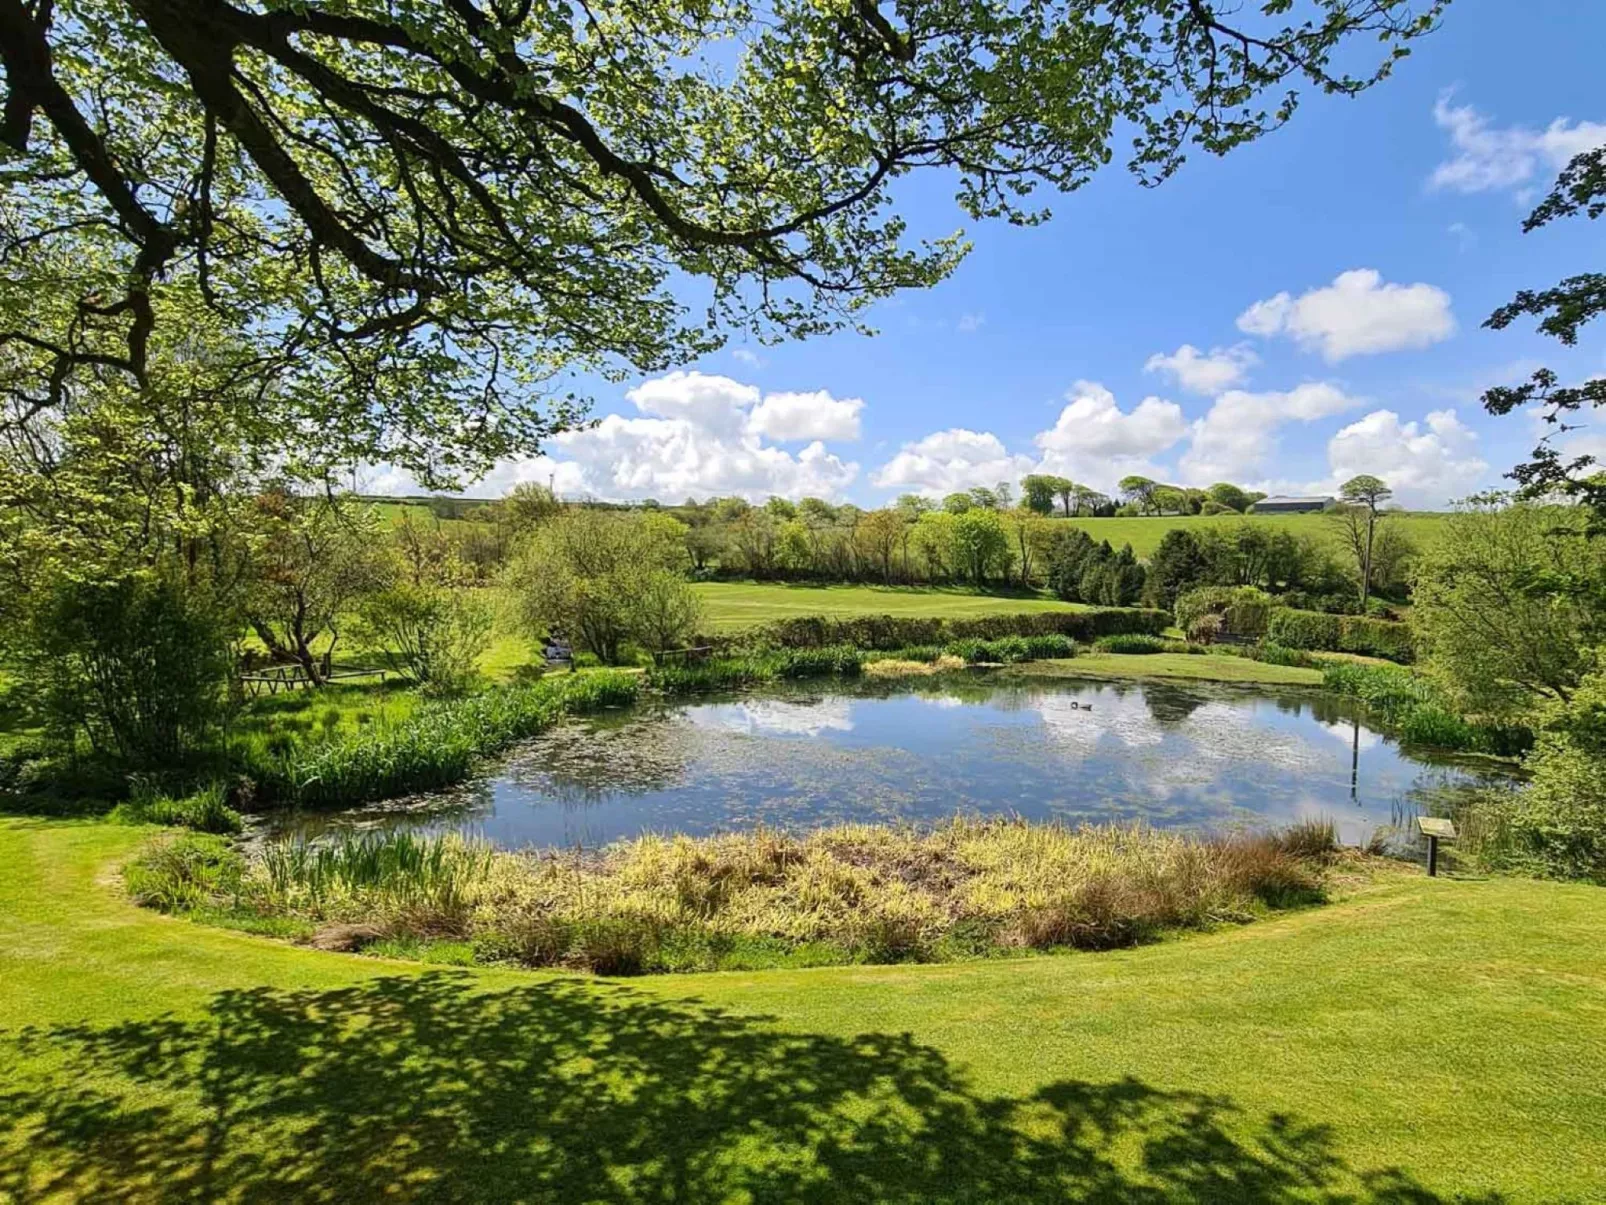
[693,581,1086,629]
[3,819,1603,1201]
[1057,511,1452,559]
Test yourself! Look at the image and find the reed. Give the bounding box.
[139,817,1346,975]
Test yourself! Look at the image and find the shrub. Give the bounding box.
[1265,608,1342,651]
[1186,613,1224,644]
[1021,634,1076,660]
[1320,662,1529,756]
[13,574,231,768]
[354,584,493,696]
[1093,634,1169,655]
[775,645,863,678]
[1174,586,1273,640]
[743,608,1168,652]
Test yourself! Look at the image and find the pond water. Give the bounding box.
[262,674,1519,850]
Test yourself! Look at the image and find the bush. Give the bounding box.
[1265,608,1342,651]
[775,645,863,678]
[743,608,1168,652]
[1093,634,1169,655]
[13,574,231,768]
[1174,586,1273,640]
[355,584,493,696]
[1186,613,1224,644]
[1267,607,1414,663]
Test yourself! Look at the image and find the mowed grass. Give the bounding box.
[695,581,1087,630]
[1057,511,1452,559]
[3,819,1604,1201]
[1017,653,1325,687]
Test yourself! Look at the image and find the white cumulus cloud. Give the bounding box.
[1033,381,1189,489]
[1237,269,1455,362]
[872,428,1034,498]
[746,389,864,442]
[1430,93,1606,195]
[1322,408,1489,507]
[1179,382,1362,485]
[1144,343,1258,394]
[401,371,861,502]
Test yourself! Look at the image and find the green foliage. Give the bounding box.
[110,781,243,835]
[355,584,493,696]
[505,509,690,663]
[1045,532,1146,605]
[1142,529,1206,610]
[9,573,232,768]
[242,672,640,808]
[950,509,1011,584]
[1320,663,1529,756]
[124,832,245,912]
[1206,483,1252,513]
[748,608,1167,652]
[1093,635,1170,655]
[1266,608,1342,650]
[1411,501,1602,718]
[1173,586,1273,640]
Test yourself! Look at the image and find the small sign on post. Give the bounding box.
[1417,817,1457,877]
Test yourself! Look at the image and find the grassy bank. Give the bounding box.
[3,819,1604,1200]
[1015,653,1325,687]
[693,581,1089,629]
[127,819,1340,974]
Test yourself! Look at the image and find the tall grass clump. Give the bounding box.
[241,671,639,808]
[1321,663,1530,756]
[109,779,243,834]
[146,818,1346,975]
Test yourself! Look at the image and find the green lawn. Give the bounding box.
[695,581,1088,629]
[1056,511,1452,559]
[1018,653,1325,687]
[3,819,1603,1201]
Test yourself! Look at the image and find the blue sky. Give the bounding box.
[375,0,1606,510]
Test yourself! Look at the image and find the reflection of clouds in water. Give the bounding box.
[687,697,855,737]
[1316,719,1382,752]
[1031,691,1165,758]
[1180,703,1329,773]
[915,695,966,710]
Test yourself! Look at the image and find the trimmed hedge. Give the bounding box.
[735,607,1168,652]
[1267,608,1414,663]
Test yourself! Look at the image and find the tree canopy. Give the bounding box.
[0,0,1442,486]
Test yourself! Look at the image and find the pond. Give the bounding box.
[261,674,1519,850]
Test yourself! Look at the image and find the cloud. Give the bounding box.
[1237,269,1455,362]
[1179,382,1362,485]
[1033,381,1189,489]
[1447,222,1475,251]
[1323,408,1489,507]
[1430,92,1606,195]
[875,382,1191,499]
[1144,343,1258,394]
[957,312,986,334]
[747,389,864,442]
[433,371,861,502]
[730,347,766,367]
[872,428,1034,498]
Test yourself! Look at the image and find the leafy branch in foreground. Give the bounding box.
[0,0,1442,482]
[1482,146,1606,522]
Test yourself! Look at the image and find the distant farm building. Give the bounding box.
[1251,496,1332,514]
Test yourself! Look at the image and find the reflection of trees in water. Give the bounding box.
[1142,685,1208,724]
[1382,766,1525,856]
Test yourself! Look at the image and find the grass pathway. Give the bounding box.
[3,819,1604,1201]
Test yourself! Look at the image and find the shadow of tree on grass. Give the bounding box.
[1,972,1496,1202]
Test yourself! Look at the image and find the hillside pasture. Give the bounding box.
[1054,511,1452,558]
[692,582,1088,630]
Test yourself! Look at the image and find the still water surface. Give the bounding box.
[264,675,1516,850]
